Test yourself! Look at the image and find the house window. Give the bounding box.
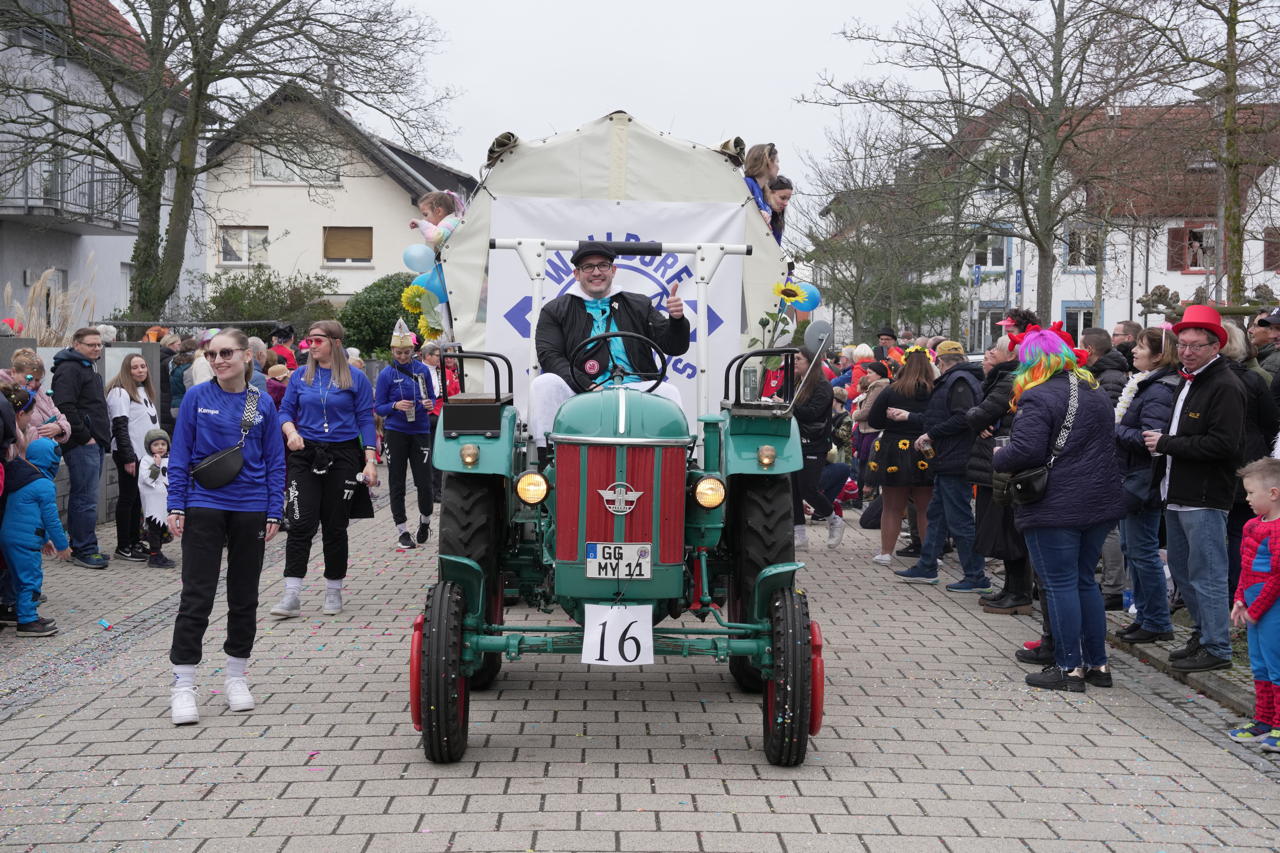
[323,226,372,263]
[1066,224,1100,267]
[1167,223,1216,271]
[120,262,134,294]
[254,148,340,184]
[1264,226,1280,272]
[219,226,268,265]
[1063,304,1094,342]
[974,234,1005,267]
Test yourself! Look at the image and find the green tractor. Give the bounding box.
[408,239,827,766]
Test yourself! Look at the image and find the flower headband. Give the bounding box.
[902,344,936,362]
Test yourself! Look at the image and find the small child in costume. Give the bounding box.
[139,428,175,568]
[0,437,70,637]
[1229,457,1280,750]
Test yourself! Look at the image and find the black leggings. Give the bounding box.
[384,429,433,525]
[114,459,142,548]
[791,451,833,524]
[169,507,266,665]
[283,441,362,580]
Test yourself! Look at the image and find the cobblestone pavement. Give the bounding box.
[1,490,1279,852]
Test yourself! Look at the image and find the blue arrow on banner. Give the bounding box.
[504,296,533,338]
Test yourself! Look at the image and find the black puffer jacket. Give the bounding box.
[964,359,1017,486]
[1151,356,1245,511]
[793,378,834,454]
[51,347,109,448]
[906,361,983,476]
[1086,349,1130,406]
[535,290,689,388]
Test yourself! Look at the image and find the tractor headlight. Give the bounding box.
[515,471,549,505]
[694,476,726,509]
[757,445,777,468]
[459,443,480,467]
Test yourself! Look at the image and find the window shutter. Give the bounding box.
[1167,227,1188,270]
[324,227,373,261]
[1266,227,1280,271]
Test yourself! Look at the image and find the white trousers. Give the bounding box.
[529,373,683,446]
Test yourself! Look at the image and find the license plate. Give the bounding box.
[585,543,651,580]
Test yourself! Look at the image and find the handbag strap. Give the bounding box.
[1045,373,1079,470]
[234,387,259,448]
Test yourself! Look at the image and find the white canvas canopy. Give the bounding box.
[440,111,789,416]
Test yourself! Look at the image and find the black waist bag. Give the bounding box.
[190,388,259,490]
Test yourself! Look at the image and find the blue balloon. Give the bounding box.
[403,244,435,273]
[413,267,449,304]
[792,281,821,312]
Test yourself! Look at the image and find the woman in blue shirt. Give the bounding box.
[166,328,286,725]
[375,320,435,550]
[271,320,378,620]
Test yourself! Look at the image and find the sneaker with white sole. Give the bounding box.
[171,685,199,725]
[826,515,845,548]
[323,588,343,615]
[397,531,416,549]
[1228,721,1274,744]
[224,677,255,712]
[872,553,892,565]
[269,591,301,618]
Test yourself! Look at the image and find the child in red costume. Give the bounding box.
[1230,458,1280,750]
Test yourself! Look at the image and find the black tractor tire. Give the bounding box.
[421,581,470,763]
[439,473,505,691]
[762,585,812,767]
[727,475,794,693]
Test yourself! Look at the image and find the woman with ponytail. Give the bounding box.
[993,328,1125,693]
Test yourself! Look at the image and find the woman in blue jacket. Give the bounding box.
[375,320,435,550]
[166,328,285,725]
[272,320,378,620]
[993,328,1126,693]
[1113,328,1179,644]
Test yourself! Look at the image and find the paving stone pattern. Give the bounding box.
[1,489,1278,852]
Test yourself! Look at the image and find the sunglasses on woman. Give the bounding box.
[204,347,244,362]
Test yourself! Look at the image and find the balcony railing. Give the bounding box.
[0,159,139,230]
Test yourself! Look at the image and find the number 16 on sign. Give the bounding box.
[582,604,654,666]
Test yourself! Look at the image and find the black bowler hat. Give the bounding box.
[570,241,618,267]
[876,326,897,340]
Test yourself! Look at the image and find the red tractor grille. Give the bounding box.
[554,444,685,564]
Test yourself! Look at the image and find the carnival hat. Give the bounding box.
[390,318,415,349]
[1172,304,1227,346]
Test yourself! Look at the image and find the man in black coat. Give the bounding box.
[1081,328,1130,405]
[529,241,688,448]
[1143,306,1245,673]
[51,327,112,569]
[893,341,992,592]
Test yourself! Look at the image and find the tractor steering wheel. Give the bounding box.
[566,331,670,394]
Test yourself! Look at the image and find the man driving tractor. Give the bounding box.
[529,240,689,456]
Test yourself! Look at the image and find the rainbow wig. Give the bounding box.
[1010,329,1098,407]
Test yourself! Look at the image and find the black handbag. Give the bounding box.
[1005,373,1079,507]
[190,387,259,489]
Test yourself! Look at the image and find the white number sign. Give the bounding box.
[581,604,654,666]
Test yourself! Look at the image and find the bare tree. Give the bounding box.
[808,0,1188,322]
[0,0,453,317]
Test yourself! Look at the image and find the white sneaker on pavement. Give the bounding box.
[872,553,892,565]
[826,515,845,548]
[171,685,199,725]
[269,591,301,618]
[323,588,343,615]
[224,677,255,712]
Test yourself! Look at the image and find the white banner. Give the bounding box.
[486,197,745,425]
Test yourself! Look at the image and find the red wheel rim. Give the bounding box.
[809,621,825,736]
[765,680,776,732]
[409,613,425,731]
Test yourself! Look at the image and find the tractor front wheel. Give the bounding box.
[727,474,794,693]
[421,581,470,763]
[439,473,504,691]
[762,586,812,767]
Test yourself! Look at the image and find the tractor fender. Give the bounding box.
[722,421,803,476]
[440,555,487,622]
[433,406,520,476]
[750,561,805,623]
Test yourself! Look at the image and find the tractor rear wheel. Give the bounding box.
[762,586,812,767]
[421,581,470,763]
[439,473,504,690]
[727,475,794,693]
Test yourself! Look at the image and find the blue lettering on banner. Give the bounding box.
[545,252,573,286]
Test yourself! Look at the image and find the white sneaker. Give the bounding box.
[170,685,199,725]
[872,553,892,565]
[270,591,301,618]
[793,524,808,550]
[323,588,343,615]
[224,677,255,712]
[826,515,845,548]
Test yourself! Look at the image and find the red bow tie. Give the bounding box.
[1179,369,1196,382]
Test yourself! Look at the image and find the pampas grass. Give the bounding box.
[3,265,97,345]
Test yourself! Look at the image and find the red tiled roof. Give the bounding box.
[67,0,155,77]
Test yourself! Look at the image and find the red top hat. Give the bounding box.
[1172,305,1227,347]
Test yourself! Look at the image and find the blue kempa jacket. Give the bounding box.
[0,438,69,550]
[375,361,435,435]
[168,382,286,518]
[993,372,1126,532]
[279,365,376,446]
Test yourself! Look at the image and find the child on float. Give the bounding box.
[1229,457,1280,750]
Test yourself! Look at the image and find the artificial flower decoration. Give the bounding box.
[897,439,910,450]
[868,461,879,471]
[401,285,426,314]
[873,440,881,452]
[887,465,899,473]
[417,315,442,341]
[772,281,803,304]
[917,460,929,470]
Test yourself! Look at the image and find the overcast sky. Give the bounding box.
[418,3,909,197]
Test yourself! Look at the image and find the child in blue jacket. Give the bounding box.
[2,438,70,637]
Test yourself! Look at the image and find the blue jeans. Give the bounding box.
[914,473,987,584]
[1119,508,1173,633]
[1165,508,1231,659]
[820,462,852,504]
[1023,522,1112,671]
[64,443,103,558]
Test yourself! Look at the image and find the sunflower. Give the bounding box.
[873,440,881,452]
[417,315,442,341]
[772,281,803,304]
[897,439,910,450]
[887,466,899,473]
[868,461,879,471]
[917,460,929,470]
[401,285,426,314]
